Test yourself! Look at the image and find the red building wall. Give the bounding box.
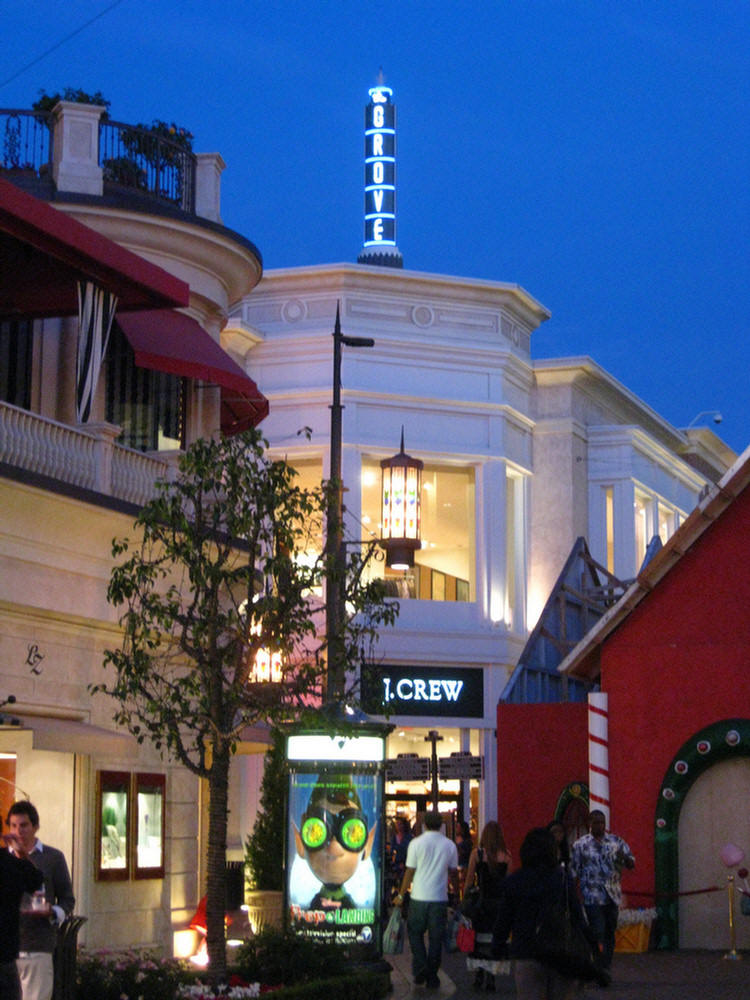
[601,488,750,897]
[496,484,750,914]
[496,701,588,857]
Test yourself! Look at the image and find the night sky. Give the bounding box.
[2,1,748,451]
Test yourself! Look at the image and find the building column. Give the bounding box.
[51,101,105,195]
[481,726,498,828]
[478,459,508,625]
[195,153,225,222]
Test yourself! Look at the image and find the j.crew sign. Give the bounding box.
[364,665,484,719]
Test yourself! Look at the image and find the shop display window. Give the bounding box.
[135,772,165,878]
[361,458,476,600]
[97,771,130,880]
[96,770,165,881]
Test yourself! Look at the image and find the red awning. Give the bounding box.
[117,309,268,432]
[0,176,189,319]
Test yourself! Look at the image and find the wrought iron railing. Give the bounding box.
[0,109,52,174]
[99,119,196,212]
[0,108,197,213]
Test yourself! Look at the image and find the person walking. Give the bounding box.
[569,809,634,971]
[395,810,460,990]
[389,816,413,886]
[454,820,473,890]
[6,801,75,1000]
[492,826,596,1000]
[463,820,512,991]
[1,830,44,1000]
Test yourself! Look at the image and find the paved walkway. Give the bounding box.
[387,944,749,1000]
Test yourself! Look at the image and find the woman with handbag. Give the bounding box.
[462,820,512,991]
[492,827,599,1000]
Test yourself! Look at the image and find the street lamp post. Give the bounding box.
[325,304,374,701]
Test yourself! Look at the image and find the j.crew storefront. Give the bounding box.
[363,663,490,834]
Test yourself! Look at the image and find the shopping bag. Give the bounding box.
[456,917,476,954]
[383,905,405,954]
[445,908,461,952]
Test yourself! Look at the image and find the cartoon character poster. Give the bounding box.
[286,769,382,952]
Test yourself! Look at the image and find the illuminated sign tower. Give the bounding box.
[358,71,403,268]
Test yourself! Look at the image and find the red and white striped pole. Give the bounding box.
[588,692,610,828]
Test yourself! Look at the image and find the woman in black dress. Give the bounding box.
[463,820,512,991]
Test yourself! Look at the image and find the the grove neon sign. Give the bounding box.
[363,83,396,248]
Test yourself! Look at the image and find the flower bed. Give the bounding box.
[74,936,389,1000]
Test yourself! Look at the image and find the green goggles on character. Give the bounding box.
[300,807,369,853]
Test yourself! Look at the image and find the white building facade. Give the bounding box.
[227,262,733,833]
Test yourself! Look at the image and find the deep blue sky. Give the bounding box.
[2,2,748,452]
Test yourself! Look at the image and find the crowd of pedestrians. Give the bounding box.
[386,808,635,1000]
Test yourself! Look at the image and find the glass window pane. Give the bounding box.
[135,773,165,878]
[97,771,130,880]
[0,319,33,409]
[106,323,183,451]
[362,458,475,601]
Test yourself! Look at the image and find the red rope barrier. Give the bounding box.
[626,886,721,900]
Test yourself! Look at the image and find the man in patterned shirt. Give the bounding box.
[570,809,635,969]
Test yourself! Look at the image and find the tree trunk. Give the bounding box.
[206,742,231,984]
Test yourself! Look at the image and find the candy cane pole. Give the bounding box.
[588,692,610,828]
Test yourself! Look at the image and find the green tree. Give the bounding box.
[95,429,396,982]
[244,726,285,892]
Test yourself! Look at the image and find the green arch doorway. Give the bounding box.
[654,717,750,949]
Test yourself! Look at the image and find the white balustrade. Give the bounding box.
[0,401,171,507]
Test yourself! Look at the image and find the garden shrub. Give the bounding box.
[75,949,194,1000]
[232,927,350,985]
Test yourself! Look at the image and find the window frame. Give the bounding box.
[134,772,166,880]
[96,770,166,881]
[96,770,131,881]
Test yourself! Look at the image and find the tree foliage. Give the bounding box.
[94,429,397,980]
[244,727,286,892]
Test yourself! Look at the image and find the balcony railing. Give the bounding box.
[99,119,196,213]
[0,108,196,213]
[0,400,176,508]
[0,109,52,175]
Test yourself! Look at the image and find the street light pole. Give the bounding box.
[325,304,374,701]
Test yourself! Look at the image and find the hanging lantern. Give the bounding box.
[380,429,423,570]
[250,646,283,684]
[247,619,283,684]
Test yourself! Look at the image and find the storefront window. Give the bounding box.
[604,486,615,574]
[135,773,165,878]
[361,459,475,600]
[97,771,130,880]
[283,456,324,589]
[634,490,650,569]
[658,503,676,543]
[97,770,165,881]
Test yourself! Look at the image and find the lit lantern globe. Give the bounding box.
[380,433,423,570]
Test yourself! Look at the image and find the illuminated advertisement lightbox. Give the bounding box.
[286,766,383,955]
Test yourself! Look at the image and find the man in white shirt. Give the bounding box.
[395,811,459,989]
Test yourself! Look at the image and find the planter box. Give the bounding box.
[615,921,651,953]
[245,889,283,933]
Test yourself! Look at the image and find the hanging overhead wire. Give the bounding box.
[0,0,128,90]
